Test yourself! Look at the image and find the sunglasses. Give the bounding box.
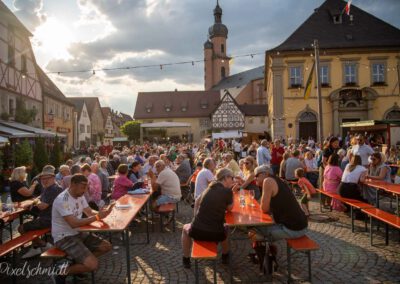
[245,162,251,165]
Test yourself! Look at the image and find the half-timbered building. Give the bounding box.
[0,2,43,128]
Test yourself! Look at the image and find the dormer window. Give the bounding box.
[200,100,208,109]
[333,14,342,24]
[164,103,172,112]
[181,102,188,112]
[145,103,153,113]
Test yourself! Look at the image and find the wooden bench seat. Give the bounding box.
[192,240,218,259]
[0,228,50,258]
[316,188,374,232]
[151,203,176,232]
[0,228,50,284]
[154,203,176,213]
[286,235,319,283]
[40,247,66,258]
[41,247,96,284]
[191,240,218,284]
[362,208,400,245]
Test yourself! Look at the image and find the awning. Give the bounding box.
[113,137,128,142]
[0,120,56,137]
[0,125,37,138]
[0,136,9,143]
[212,130,242,139]
[140,121,191,128]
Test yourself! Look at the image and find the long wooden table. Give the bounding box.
[363,179,400,214]
[225,192,273,283]
[78,193,151,284]
[225,192,273,227]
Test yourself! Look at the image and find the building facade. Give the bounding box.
[0,2,42,128]
[70,98,91,148]
[70,97,104,145]
[37,67,74,148]
[101,107,114,145]
[266,0,400,141]
[134,91,220,142]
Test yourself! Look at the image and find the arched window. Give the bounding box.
[385,110,400,120]
[221,44,225,53]
[299,111,317,122]
[221,67,226,78]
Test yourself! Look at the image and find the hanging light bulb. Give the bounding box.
[192,61,194,66]
[92,70,95,75]
[160,65,163,70]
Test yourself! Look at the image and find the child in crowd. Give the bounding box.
[295,168,316,217]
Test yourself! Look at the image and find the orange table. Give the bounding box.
[225,192,273,227]
[78,193,151,284]
[363,179,400,214]
[1,199,35,227]
[225,192,273,283]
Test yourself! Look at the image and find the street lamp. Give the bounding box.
[48,110,54,121]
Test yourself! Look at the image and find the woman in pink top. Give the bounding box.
[323,153,345,211]
[112,164,134,200]
[81,163,102,207]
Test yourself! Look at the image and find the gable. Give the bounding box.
[270,0,400,53]
[211,92,245,129]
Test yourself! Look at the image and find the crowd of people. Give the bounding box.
[3,132,400,282]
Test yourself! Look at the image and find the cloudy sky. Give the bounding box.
[4,0,400,116]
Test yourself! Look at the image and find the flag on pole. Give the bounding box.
[345,0,352,15]
[303,61,315,100]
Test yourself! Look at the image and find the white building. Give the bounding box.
[70,98,91,148]
[101,107,114,145]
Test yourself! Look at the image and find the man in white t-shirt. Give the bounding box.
[194,158,215,199]
[149,160,182,208]
[51,174,114,284]
[350,135,374,167]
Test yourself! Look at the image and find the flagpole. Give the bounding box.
[314,39,324,143]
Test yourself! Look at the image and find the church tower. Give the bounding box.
[204,1,230,90]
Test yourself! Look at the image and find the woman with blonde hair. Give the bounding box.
[236,156,261,199]
[10,166,37,202]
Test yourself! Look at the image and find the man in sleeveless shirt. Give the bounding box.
[252,165,308,241]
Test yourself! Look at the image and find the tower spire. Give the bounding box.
[214,0,222,23]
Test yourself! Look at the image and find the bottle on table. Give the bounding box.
[5,194,13,213]
[239,188,246,207]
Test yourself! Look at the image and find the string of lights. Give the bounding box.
[40,51,265,76]
[18,49,399,78]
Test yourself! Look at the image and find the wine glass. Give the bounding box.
[249,190,255,207]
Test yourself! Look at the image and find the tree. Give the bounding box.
[14,98,37,124]
[15,139,33,167]
[50,136,63,170]
[33,137,48,174]
[120,120,141,142]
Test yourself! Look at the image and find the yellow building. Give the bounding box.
[37,67,74,149]
[265,0,400,141]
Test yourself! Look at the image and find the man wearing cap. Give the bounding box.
[250,165,307,247]
[257,140,272,167]
[18,165,63,259]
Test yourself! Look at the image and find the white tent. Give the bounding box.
[140,121,191,128]
[0,135,9,143]
[212,130,242,139]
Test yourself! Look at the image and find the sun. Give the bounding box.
[33,17,74,60]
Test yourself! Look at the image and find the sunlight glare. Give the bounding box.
[33,17,74,60]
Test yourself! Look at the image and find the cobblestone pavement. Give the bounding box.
[1,198,399,284]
